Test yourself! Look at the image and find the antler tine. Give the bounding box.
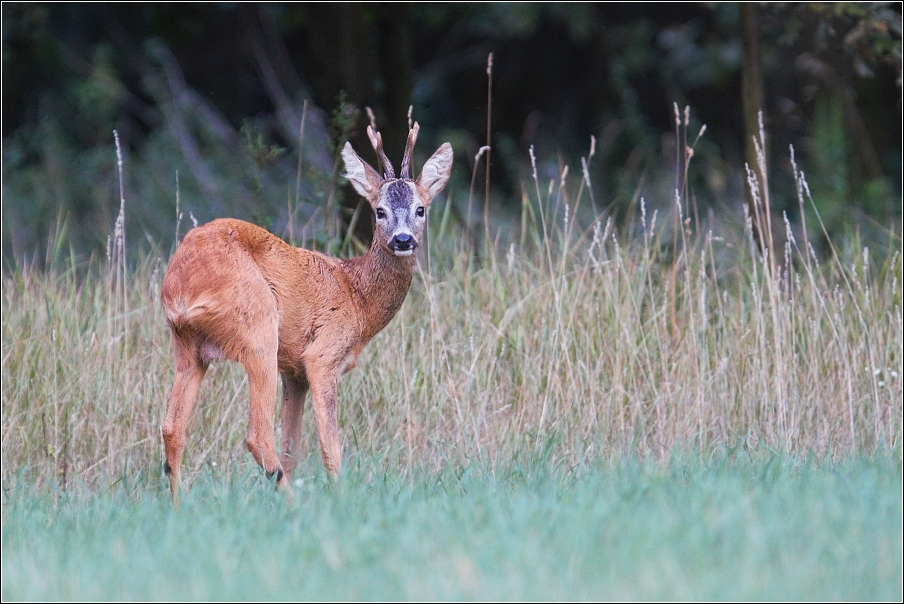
[366,125,395,179]
[399,121,420,179]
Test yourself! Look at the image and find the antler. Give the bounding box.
[399,122,420,180]
[366,126,395,179]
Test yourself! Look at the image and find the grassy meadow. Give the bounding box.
[2,136,902,599]
[2,458,900,600]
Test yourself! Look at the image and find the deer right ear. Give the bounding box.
[341,143,383,201]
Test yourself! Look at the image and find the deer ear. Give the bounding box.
[416,143,453,204]
[341,143,383,203]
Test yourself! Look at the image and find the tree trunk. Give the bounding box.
[377,3,414,159]
[740,3,770,257]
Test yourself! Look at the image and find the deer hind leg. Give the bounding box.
[280,373,309,480]
[162,334,208,503]
[242,345,289,489]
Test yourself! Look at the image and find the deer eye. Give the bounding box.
[416,206,425,217]
[375,208,387,219]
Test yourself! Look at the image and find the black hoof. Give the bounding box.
[266,468,284,483]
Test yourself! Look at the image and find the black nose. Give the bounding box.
[391,233,416,251]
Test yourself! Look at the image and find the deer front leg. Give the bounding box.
[306,364,342,480]
[279,372,309,479]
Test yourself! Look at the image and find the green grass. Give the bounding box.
[2,457,900,600]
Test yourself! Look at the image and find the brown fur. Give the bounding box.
[160,125,452,501]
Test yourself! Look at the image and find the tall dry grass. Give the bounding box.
[1,135,901,490]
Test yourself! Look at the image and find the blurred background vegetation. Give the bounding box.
[2,2,901,264]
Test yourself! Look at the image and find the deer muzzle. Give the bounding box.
[389,233,417,256]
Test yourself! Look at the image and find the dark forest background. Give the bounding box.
[2,2,901,263]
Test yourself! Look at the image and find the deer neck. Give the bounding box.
[345,242,416,342]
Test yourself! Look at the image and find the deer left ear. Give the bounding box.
[416,143,453,204]
[341,143,383,204]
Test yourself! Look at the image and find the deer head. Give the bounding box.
[341,122,453,257]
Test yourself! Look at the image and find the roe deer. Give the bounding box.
[160,123,452,500]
